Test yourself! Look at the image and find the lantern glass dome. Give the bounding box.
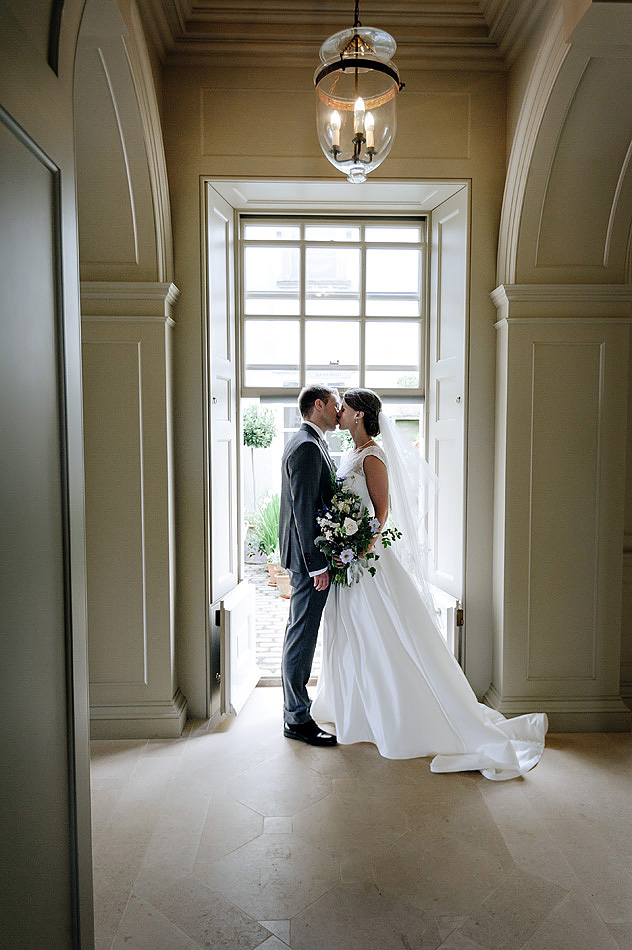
[314,24,402,184]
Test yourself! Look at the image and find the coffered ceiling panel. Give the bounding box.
[137,0,551,69]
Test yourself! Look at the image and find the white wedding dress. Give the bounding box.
[311,443,548,781]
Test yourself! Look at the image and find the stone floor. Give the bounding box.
[245,562,322,680]
[91,687,632,950]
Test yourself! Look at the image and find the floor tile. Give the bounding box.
[457,868,566,949]
[373,830,505,917]
[264,816,292,833]
[291,880,442,950]
[90,689,632,950]
[522,887,621,950]
[148,874,269,949]
[607,921,632,949]
[197,832,340,919]
[195,789,264,865]
[292,786,409,873]
[258,920,291,944]
[110,894,199,950]
[437,933,485,950]
[255,937,292,950]
[436,916,468,942]
[224,752,333,817]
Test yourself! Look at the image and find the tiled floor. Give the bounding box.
[91,687,632,950]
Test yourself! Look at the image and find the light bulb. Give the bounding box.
[365,111,374,148]
[353,97,365,134]
[330,110,341,148]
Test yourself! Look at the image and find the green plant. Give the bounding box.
[252,493,281,557]
[243,405,276,449]
[243,405,277,506]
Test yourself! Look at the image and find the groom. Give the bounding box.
[279,385,339,747]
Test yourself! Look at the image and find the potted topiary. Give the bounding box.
[243,405,277,508]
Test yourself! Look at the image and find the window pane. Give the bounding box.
[244,246,299,315]
[305,320,359,390]
[245,297,301,316]
[365,226,422,243]
[365,322,420,388]
[243,224,300,240]
[366,298,420,317]
[283,406,302,430]
[306,247,360,315]
[305,297,360,316]
[244,320,300,388]
[304,225,360,241]
[366,248,420,295]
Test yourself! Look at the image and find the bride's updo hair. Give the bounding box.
[343,388,382,437]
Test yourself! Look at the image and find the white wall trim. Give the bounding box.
[484,683,631,732]
[496,3,568,284]
[122,0,174,282]
[495,317,632,328]
[492,283,632,306]
[81,279,179,305]
[82,314,175,325]
[90,688,187,738]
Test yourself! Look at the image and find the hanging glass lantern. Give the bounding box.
[314,5,404,184]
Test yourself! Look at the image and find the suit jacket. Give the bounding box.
[279,423,334,574]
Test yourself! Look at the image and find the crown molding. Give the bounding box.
[137,0,552,70]
[491,284,632,306]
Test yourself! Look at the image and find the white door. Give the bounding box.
[220,581,259,715]
[206,185,257,716]
[426,187,468,656]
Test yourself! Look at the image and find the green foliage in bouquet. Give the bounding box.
[315,472,402,587]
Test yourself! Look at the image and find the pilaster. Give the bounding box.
[487,284,632,731]
[81,281,186,738]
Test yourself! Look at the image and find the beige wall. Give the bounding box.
[0,0,94,944]
[76,0,182,737]
[162,62,507,713]
[494,0,632,723]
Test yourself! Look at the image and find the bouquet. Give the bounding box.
[315,474,402,587]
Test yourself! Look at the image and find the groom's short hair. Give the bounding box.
[299,385,338,418]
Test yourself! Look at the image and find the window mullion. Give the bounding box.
[299,222,306,389]
[360,226,366,388]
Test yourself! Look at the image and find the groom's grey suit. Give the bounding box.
[279,422,335,724]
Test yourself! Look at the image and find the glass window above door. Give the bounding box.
[240,216,427,397]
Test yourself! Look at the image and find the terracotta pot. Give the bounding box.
[276,572,292,599]
[266,561,280,586]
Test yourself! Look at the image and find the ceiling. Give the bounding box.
[209,179,467,213]
[138,0,551,69]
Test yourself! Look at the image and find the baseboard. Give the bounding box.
[483,683,632,732]
[90,688,188,739]
[620,680,632,713]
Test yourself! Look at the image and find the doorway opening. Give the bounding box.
[204,180,469,713]
[237,214,428,682]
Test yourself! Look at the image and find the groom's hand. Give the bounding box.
[313,570,330,591]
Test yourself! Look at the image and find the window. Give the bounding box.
[240,217,427,397]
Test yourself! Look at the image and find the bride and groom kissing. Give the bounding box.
[279,384,548,781]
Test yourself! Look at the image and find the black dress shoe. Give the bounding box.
[284,719,337,746]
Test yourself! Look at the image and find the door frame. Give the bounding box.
[200,177,471,715]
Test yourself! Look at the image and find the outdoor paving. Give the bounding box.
[244,561,322,680]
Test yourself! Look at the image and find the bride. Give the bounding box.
[311,388,548,781]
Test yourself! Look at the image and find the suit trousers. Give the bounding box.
[281,569,329,724]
